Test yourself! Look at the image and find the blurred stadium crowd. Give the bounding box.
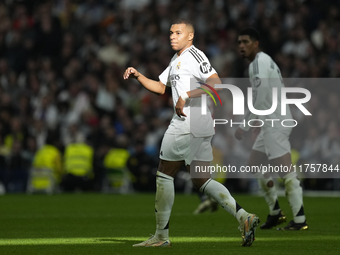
[0,0,339,194]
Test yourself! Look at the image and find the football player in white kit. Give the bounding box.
[124,19,259,247]
[235,28,308,230]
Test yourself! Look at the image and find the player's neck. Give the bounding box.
[176,44,193,56]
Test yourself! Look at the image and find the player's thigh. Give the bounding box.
[161,134,213,166]
[159,134,213,178]
[159,133,189,177]
[248,149,268,165]
[158,159,184,177]
[159,133,190,162]
[187,161,211,189]
[251,132,271,178]
[252,130,267,156]
[191,135,213,164]
[189,136,213,188]
[263,129,291,161]
[269,152,292,178]
[247,149,268,177]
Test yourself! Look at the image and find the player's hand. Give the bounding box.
[234,127,245,140]
[123,67,140,80]
[175,96,187,118]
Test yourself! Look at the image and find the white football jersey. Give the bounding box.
[241,51,293,131]
[159,45,217,137]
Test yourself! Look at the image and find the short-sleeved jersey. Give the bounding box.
[159,45,217,137]
[241,52,293,132]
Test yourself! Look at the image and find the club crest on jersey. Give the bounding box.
[200,62,212,74]
[170,74,180,87]
[176,62,181,70]
[254,77,261,87]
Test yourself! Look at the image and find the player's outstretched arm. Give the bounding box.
[123,67,166,95]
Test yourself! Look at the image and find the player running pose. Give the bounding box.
[235,28,308,230]
[124,19,259,247]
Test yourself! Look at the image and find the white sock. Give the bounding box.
[284,172,306,223]
[200,179,248,224]
[154,171,174,240]
[257,176,280,216]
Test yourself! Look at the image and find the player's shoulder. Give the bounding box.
[250,52,275,73]
[252,52,271,65]
[190,46,207,58]
[185,45,209,63]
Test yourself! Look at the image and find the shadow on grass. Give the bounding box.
[95,238,140,245]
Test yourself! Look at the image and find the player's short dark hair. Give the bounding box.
[239,27,260,42]
[172,18,195,33]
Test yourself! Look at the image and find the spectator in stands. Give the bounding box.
[30,133,62,193]
[61,135,94,192]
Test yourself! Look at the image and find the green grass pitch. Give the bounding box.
[0,193,339,255]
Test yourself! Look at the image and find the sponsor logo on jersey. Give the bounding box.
[200,62,212,74]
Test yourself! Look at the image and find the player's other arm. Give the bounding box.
[123,67,166,95]
[187,73,222,98]
[175,73,221,118]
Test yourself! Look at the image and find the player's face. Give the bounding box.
[170,24,193,55]
[238,35,258,60]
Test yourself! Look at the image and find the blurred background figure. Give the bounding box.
[28,133,62,194]
[102,134,132,193]
[61,135,94,192]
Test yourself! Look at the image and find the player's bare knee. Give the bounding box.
[191,178,209,190]
[158,159,182,177]
[156,171,174,184]
[267,180,274,188]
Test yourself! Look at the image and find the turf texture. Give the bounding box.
[0,193,339,255]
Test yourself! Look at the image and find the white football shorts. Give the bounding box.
[159,133,213,165]
[252,128,292,160]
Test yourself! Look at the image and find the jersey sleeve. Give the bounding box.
[240,58,271,131]
[188,49,217,82]
[159,65,171,87]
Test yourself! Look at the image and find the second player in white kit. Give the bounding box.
[236,27,308,231]
[244,51,293,160]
